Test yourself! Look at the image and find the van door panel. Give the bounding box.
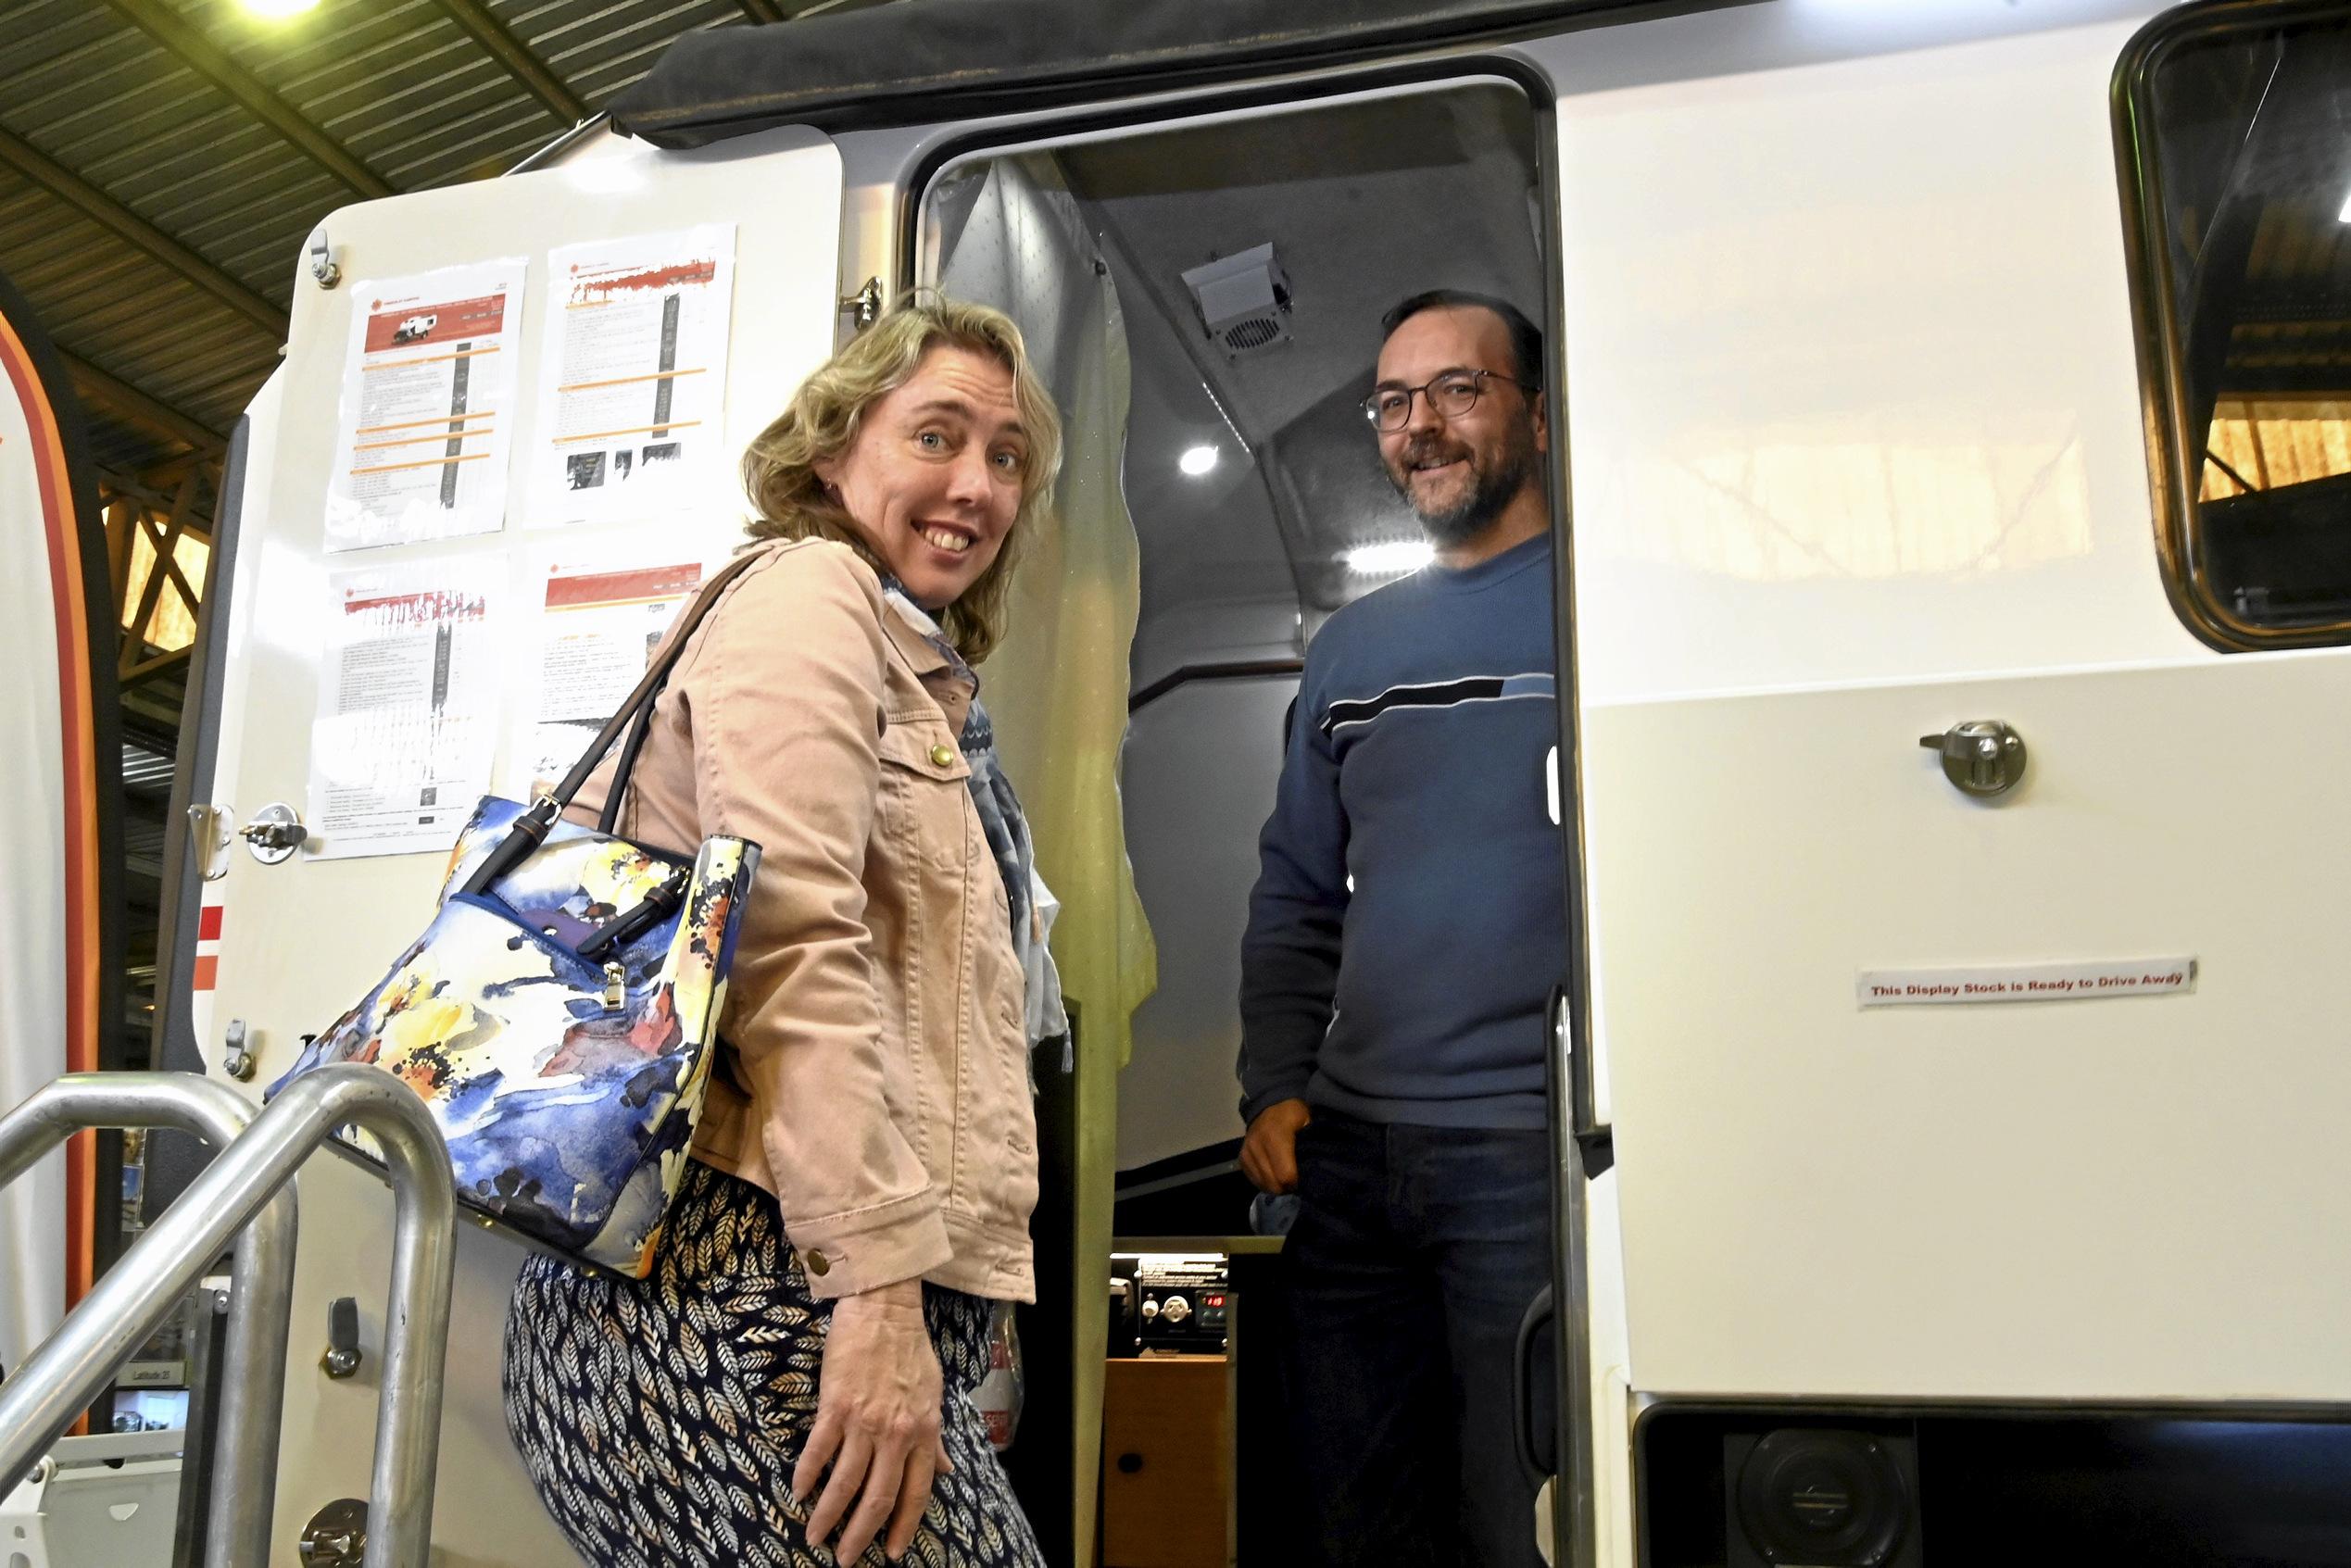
[196,126,842,1562]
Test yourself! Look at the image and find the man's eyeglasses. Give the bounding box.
[1361,369,1536,432]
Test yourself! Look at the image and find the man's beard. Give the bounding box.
[1385,429,1538,546]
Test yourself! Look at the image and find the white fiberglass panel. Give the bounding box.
[1542,20,2195,703]
[1587,651,2351,1400]
[1525,0,2351,1409]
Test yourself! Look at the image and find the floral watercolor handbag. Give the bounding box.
[271,552,762,1277]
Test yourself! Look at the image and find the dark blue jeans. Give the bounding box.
[1282,1110,1555,1567]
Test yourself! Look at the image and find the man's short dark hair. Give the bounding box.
[1379,289,1544,390]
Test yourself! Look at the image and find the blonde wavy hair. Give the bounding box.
[742,294,1062,664]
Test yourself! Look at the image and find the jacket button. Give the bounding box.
[804,1248,830,1277]
[929,743,955,768]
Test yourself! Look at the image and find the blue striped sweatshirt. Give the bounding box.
[1238,532,1567,1131]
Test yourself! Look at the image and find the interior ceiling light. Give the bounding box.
[1341,540,1435,576]
[243,0,321,15]
[2340,186,2351,223]
[1179,445,1219,477]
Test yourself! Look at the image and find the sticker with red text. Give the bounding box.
[1859,959,2195,1008]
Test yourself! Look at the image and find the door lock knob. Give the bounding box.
[1919,721,2026,798]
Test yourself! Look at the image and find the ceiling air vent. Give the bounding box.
[1180,244,1292,361]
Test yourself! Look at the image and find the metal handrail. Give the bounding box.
[0,1072,296,1567]
[0,1065,456,1568]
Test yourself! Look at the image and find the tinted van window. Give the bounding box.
[2118,10,2351,644]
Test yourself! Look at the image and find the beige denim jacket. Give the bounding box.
[568,537,1037,1302]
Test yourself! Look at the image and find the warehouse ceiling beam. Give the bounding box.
[0,126,288,339]
[429,0,589,127]
[63,351,228,458]
[97,467,216,543]
[121,646,193,689]
[98,0,396,200]
[121,470,201,669]
[130,450,224,501]
[735,0,786,20]
[104,493,139,626]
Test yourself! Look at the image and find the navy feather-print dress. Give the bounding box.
[502,1160,1044,1567]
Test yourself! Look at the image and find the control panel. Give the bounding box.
[1112,1252,1232,1354]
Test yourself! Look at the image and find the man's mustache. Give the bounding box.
[1395,437,1471,471]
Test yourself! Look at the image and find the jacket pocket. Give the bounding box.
[877,717,973,872]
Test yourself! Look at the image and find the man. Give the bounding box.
[1238,289,1565,1567]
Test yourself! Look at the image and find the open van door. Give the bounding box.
[177,124,844,1562]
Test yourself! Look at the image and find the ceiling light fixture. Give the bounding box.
[1179,444,1219,477]
[243,0,321,16]
[1341,540,1435,576]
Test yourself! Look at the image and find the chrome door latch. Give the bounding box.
[1919,720,2027,798]
[190,801,309,872]
[241,801,308,863]
[221,1018,258,1082]
[308,227,341,290]
[298,1498,367,1565]
[321,1296,363,1379]
[839,275,883,331]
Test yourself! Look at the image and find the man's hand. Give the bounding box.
[794,1278,952,1563]
[1238,1098,1313,1194]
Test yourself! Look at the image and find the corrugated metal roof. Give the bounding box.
[0,0,815,477]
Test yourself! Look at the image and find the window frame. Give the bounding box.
[2113,0,2351,650]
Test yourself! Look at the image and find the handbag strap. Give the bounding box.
[596,693,662,835]
[463,547,765,896]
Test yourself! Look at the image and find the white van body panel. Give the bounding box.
[1532,0,2351,1409]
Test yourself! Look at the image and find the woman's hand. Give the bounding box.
[795,1278,952,1562]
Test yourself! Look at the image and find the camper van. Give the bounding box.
[9,0,2351,1562]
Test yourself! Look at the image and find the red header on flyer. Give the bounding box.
[362,291,509,353]
[544,562,703,610]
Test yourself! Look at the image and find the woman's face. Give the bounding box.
[816,345,1030,610]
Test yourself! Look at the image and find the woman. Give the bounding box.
[503,296,1062,1568]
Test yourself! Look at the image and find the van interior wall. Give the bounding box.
[1044,84,1548,1187]
[931,78,1545,1203]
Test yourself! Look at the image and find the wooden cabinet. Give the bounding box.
[1100,1353,1232,1568]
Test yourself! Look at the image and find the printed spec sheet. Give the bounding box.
[515,555,706,795]
[325,259,525,552]
[529,226,736,529]
[308,558,502,859]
